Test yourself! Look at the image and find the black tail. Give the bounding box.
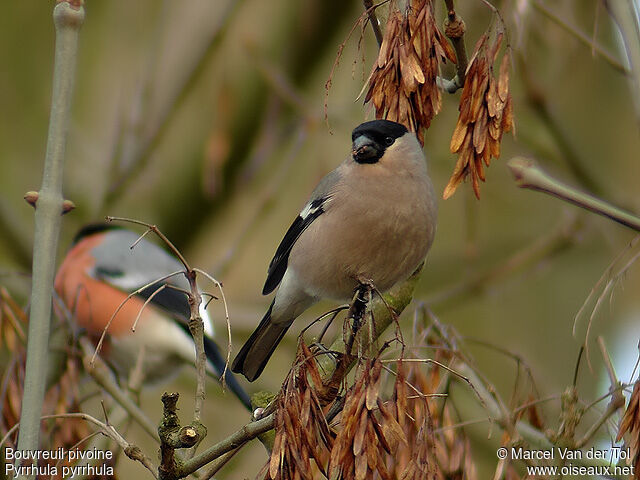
[203,335,252,411]
[231,302,292,382]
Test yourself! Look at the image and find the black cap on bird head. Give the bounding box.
[351,120,409,164]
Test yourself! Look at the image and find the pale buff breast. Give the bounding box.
[287,156,436,301]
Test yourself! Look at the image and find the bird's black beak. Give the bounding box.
[352,135,381,164]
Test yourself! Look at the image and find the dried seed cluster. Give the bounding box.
[265,341,333,480]
[388,360,438,480]
[329,359,410,480]
[444,32,514,200]
[401,351,477,479]
[365,0,456,145]
[266,346,453,480]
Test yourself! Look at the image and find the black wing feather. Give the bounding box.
[262,197,326,295]
[137,283,192,321]
[95,265,191,322]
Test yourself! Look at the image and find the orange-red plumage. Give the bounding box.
[55,232,156,337]
[54,226,251,409]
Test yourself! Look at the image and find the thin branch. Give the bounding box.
[382,357,478,398]
[583,383,631,414]
[132,283,167,332]
[17,0,84,458]
[105,217,209,427]
[507,157,640,232]
[363,0,384,47]
[573,236,640,370]
[90,269,184,366]
[194,269,232,385]
[325,6,379,128]
[443,0,468,90]
[80,338,160,443]
[422,312,628,476]
[599,337,622,397]
[190,316,207,426]
[52,430,102,471]
[380,363,449,400]
[178,413,276,476]
[452,360,625,474]
[198,447,241,480]
[3,412,157,478]
[106,217,191,270]
[574,337,625,448]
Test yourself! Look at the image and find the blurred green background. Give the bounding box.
[1,0,639,477]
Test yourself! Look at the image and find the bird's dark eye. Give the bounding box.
[384,136,394,146]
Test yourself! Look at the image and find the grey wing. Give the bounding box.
[90,229,193,321]
[88,228,251,409]
[262,168,341,295]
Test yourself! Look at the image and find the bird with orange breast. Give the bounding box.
[54,224,251,410]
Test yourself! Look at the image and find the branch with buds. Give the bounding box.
[507,157,640,232]
[441,0,468,92]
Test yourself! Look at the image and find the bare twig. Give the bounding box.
[508,157,640,232]
[325,6,378,127]
[3,412,158,478]
[106,217,191,269]
[573,338,625,448]
[90,269,184,366]
[178,413,276,476]
[599,337,621,395]
[443,0,468,90]
[190,316,207,426]
[419,312,628,476]
[198,447,241,480]
[380,362,449,400]
[105,217,209,426]
[573,235,640,369]
[80,338,160,443]
[132,283,167,332]
[17,1,84,460]
[363,0,384,47]
[382,357,476,395]
[194,268,232,390]
[453,359,625,473]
